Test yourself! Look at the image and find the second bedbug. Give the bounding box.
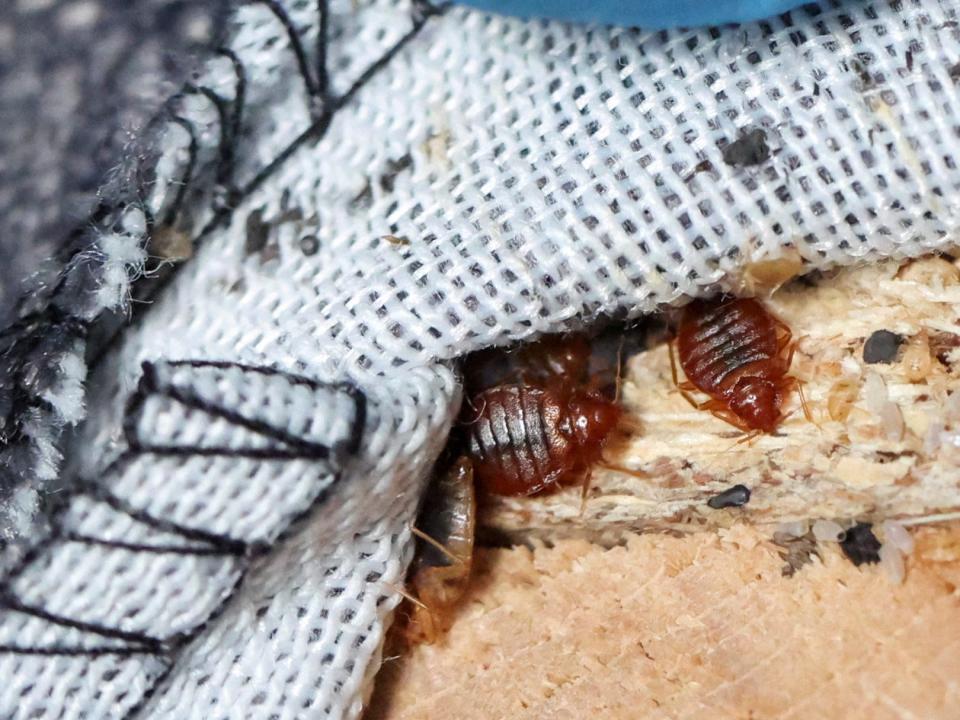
[672,296,808,433]
[460,334,623,497]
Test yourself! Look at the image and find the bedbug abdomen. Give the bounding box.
[676,297,794,432]
[678,298,780,394]
[465,384,574,496]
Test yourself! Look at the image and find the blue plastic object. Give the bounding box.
[453,0,811,29]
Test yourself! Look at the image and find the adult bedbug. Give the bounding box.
[671,296,808,433]
[401,334,626,642]
[461,333,624,497]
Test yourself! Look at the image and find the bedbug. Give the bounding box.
[404,457,475,644]
[671,296,806,433]
[461,381,622,497]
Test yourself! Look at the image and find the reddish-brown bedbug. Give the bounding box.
[460,333,624,497]
[401,334,626,643]
[671,296,808,433]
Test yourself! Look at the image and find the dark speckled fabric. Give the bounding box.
[0,0,227,326]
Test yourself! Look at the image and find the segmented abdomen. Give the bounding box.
[678,298,780,397]
[465,384,572,496]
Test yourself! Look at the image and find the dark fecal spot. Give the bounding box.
[840,523,881,566]
[863,329,903,364]
[950,62,960,84]
[379,154,414,193]
[299,235,320,256]
[349,182,373,212]
[244,210,269,255]
[849,57,874,88]
[706,484,751,509]
[722,129,770,167]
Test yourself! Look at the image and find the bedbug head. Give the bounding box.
[567,394,622,447]
[728,377,781,433]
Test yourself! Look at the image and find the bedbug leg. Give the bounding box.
[668,337,680,385]
[411,524,466,567]
[773,316,794,347]
[698,398,757,433]
[579,468,593,516]
[596,460,650,479]
[460,396,487,424]
[613,334,625,403]
[786,375,817,427]
[782,336,797,366]
[735,429,763,446]
[382,581,428,610]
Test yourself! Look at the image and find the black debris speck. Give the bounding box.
[244,209,269,255]
[706,484,751,509]
[299,235,320,256]
[950,62,960,84]
[722,129,770,167]
[863,329,903,364]
[839,522,881,566]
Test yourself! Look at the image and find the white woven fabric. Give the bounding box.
[2,0,960,717]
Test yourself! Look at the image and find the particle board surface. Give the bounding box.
[484,256,960,540]
[370,524,960,720]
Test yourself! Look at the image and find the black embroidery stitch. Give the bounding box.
[64,533,241,557]
[250,0,324,101]
[88,3,445,374]
[215,46,248,156]
[161,115,200,227]
[122,359,367,458]
[0,1,441,715]
[0,361,365,671]
[75,473,254,557]
[182,84,236,193]
[0,644,158,658]
[0,588,165,652]
[124,362,333,460]
[316,0,330,102]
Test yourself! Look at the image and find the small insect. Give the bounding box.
[404,457,475,644]
[672,296,806,433]
[462,383,621,497]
